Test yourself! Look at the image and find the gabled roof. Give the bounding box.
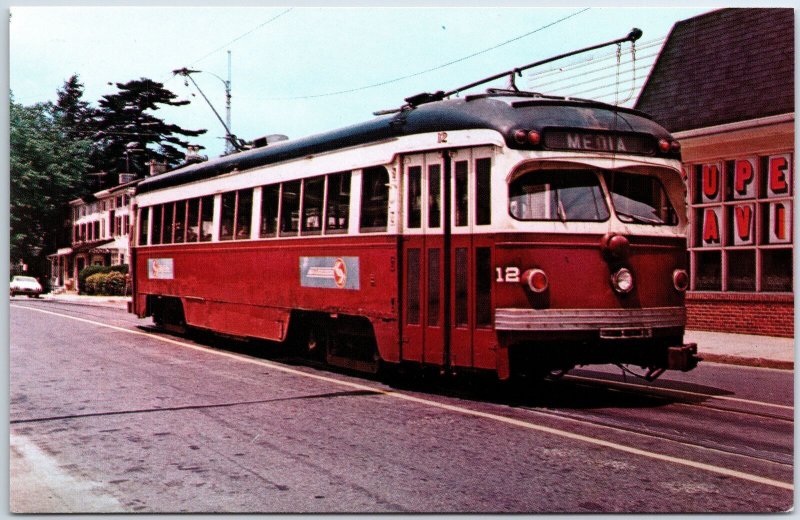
[635,8,794,133]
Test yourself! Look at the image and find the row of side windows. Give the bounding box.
[138,167,390,246]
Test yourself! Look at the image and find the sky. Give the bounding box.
[8,4,739,159]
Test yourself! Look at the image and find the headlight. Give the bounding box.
[673,269,689,292]
[523,268,549,293]
[611,268,634,294]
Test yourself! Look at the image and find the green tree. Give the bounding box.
[91,78,206,179]
[10,96,91,282]
[54,74,93,142]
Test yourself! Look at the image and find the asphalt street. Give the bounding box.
[9,299,794,513]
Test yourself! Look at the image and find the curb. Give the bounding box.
[699,353,794,371]
[36,297,129,310]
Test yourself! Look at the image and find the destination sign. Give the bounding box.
[543,130,655,155]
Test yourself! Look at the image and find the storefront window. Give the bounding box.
[690,154,792,292]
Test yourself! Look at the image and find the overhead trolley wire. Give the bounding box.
[268,8,591,101]
[188,7,294,67]
[526,35,665,81]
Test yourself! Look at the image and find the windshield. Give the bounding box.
[509,170,609,222]
[13,276,37,283]
[603,171,678,225]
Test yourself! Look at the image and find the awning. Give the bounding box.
[90,240,119,253]
[47,247,73,258]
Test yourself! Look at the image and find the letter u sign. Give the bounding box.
[701,163,722,203]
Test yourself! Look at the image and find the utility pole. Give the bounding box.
[173,60,243,154]
[225,51,232,154]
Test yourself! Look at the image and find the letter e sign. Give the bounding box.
[767,154,792,198]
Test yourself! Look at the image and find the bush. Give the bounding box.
[84,271,127,296]
[78,264,128,294]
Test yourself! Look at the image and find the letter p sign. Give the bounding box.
[734,158,756,199]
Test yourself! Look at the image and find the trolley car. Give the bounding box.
[130,30,699,382]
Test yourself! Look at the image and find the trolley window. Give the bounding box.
[187,198,200,242]
[163,202,174,244]
[236,189,253,239]
[302,176,324,235]
[151,205,163,244]
[475,158,492,226]
[509,170,609,222]
[219,192,236,241]
[407,166,422,229]
[428,164,442,229]
[603,171,678,225]
[199,195,214,242]
[138,207,149,246]
[360,166,389,232]
[174,200,186,243]
[455,161,469,227]
[280,180,301,236]
[260,184,280,238]
[325,171,350,234]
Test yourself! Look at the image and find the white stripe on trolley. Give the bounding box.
[14,304,793,492]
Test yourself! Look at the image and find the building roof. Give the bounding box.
[635,8,794,133]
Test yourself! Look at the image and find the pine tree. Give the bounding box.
[91,78,206,181]
[54,74,93,142]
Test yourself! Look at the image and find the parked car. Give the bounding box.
[10,276,42,297]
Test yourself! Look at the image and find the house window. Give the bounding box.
[690,154,793,292]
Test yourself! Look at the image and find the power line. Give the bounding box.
[527,36,664,82]
[268,8,591,101]
[188,7,294,67]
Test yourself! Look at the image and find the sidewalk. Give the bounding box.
[685,329,794,370]
[37,292,130,310]
[29,293,795,370]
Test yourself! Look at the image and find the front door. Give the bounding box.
[401,147,497,371]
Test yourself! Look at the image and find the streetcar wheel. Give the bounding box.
[306,324,328,361]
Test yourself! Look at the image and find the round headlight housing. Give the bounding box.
[611,268,634,294]
[673,269,689,292]
[524,268,549,293]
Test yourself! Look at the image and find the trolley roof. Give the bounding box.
[136,94,677,195]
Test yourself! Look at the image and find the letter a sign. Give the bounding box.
[701,207,723,246]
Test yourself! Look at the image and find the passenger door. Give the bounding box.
[401,152,446,365]
[401,148,496,371]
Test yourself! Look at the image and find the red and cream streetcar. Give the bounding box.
[130,30,699,382]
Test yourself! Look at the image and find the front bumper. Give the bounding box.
[11,287,41,295]
[495,306,686,334]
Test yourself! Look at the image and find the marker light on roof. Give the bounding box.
[670,140,681,152]
[513,129,529,144]
[658,139,670,153]
[528,130,541,145]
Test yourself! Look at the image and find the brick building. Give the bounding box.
[635,8,794,337]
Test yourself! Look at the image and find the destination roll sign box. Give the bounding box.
[544,130,656,155]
